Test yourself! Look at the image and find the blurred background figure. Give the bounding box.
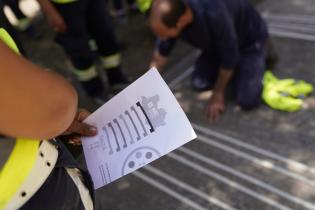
[149,0,269,121]
[3,0,40,38]
[36,0,129,103]
[110,0,139,18]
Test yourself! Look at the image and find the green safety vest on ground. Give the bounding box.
[136,0,152,13]
[262,71,313,112]
[50,0,77,3]
[0,28,40,210]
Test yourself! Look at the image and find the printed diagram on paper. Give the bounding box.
[82,68,197,189]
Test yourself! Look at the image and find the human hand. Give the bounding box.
[61,109,97,145]
[205,92,225,122]
[46,8,67,33]
[150,51,167,71]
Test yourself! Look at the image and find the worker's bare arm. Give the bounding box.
[0,40,78,139]
[205,67,233,121]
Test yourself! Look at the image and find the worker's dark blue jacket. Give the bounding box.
[157,0,268,70]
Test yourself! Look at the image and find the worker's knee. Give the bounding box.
[236,91,262,110]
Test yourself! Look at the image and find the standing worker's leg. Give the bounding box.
[191,51,219,92]
[234,42,266,109]
[112,0,125,17]
[4,0,39,38]
[53,1,105,98]
[86,0,128,86]
[126,0,138,13]
[0,2,26,55]
[4,0,26,20]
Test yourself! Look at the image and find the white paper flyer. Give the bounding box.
[82,68,197,189]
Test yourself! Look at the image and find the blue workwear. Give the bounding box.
[157,0,268,109]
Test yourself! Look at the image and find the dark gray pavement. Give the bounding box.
[14,0,315,209]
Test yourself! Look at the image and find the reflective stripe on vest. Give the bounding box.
[0,139,39,210]
[0,28,40,209]
[4,141,58,210]
[102,53,121,69]
[51,0,77,4]
[74,65,98,82]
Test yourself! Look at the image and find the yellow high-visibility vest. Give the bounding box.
[137,0,152,13]
[50,0,77,4]
[262,71,313,112]
[0,28,40,210]
[0,139,39,209]
[0,28,19,54]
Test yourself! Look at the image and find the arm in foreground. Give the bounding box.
[0,40,78,139]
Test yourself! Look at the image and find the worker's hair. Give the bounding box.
[159,0,186,28]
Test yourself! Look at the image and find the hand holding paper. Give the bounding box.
[82,68,197,189]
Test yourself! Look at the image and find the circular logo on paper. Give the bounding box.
[121,147,161,176]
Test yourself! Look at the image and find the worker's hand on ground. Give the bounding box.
[46,8,67,33]
[61,109,97,146]
[150,51,167,71]
[205,92,225,122]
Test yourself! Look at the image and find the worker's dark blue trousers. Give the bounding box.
[112,0,135,11]
[53,0,119,70]
[192,41,266,109]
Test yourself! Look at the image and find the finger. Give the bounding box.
[71,121,98,136]
[71,136,82,145]
[207,102,216,120]
[205,106,211,121]
[209,107,215,122]
[69,140,81,146]
[62,24,68,33]
[58,26,66,33]
[215,107,222,121]
[220,105,225,112]
[57,21,67,33]
[213,110,219,122]
[54,25,64,33]
[77,109,91,121]
[211,107,219,122]
[68,139,80,146]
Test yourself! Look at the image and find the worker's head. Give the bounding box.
[149,0,192,40]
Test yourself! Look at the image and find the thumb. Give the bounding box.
[70,121,98,137]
